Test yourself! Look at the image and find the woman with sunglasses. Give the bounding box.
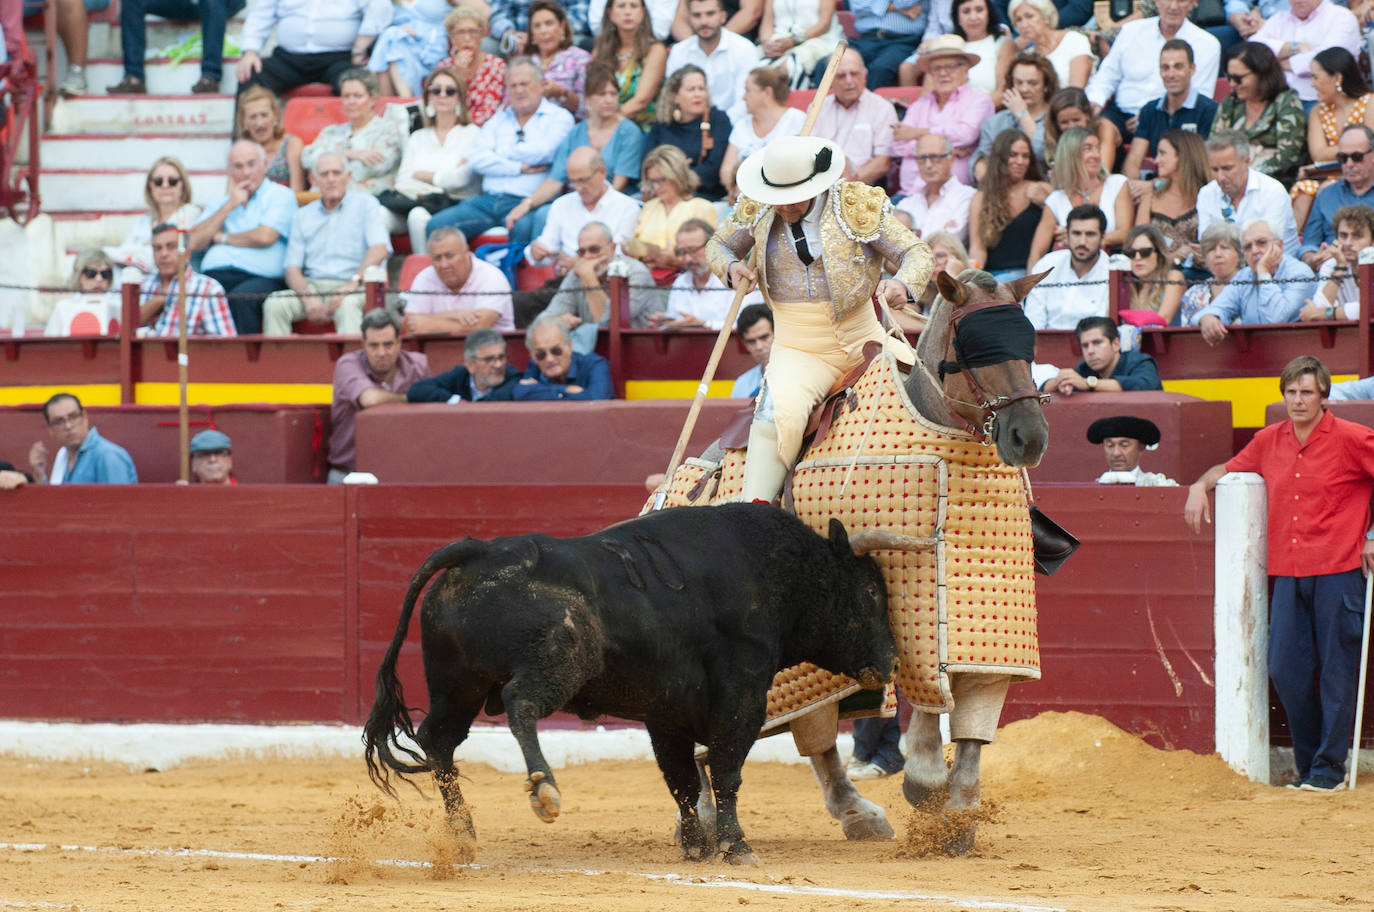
[1291,48,1374,232]
[106,156,202,276]
[1121,225,1185,325]
[387,67,481,253]
[1214,42,1304,183]
[44,249,121,337]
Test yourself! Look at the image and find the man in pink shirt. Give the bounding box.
[328,309,429,483]
[809,48,898,187]
[891,36,993,196]
[1253,0,1359,103]
[401,226,516,334]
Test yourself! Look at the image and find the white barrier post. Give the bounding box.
[1214,472,1269,783]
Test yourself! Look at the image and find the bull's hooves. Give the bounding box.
[525,778,561,823]
[840,808,895,841]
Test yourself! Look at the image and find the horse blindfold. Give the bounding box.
[948,305,1037,371]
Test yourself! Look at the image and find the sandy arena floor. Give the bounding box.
[1,711,1371,912]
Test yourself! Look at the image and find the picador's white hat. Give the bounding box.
[734,136,847,206]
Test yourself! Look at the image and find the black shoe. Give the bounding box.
[191,75,220,94]
[1298,774,1344,791]
[1285,778,1306,789]
[106,75,145,94]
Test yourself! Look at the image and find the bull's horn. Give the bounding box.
[848,530,939,555]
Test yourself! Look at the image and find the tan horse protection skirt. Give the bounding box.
[648,354,1040,727]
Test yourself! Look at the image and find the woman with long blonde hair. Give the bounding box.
[1026,125,1133,269]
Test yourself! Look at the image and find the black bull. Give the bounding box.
[363,503,899,864]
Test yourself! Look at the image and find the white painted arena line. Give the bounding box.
[0,842,1070,912]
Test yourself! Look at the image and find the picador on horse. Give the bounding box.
[651,133,1058,852]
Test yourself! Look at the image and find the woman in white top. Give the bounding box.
[899,0,1007,95]
[719,66,805,200]
[385,66,480,254]
[757,0,843,89]
[1026,125,1133,270]
[996,0,1092,92]
[45,249,122,337]
[105,156,202,276]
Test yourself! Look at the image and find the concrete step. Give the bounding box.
[41,169,225,212]
[48,94,236,136]
[50,212,145,250]
[77,57,240,96]
[36,133,233,170]
[26,16,247,63]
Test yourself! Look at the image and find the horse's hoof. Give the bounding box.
[840,806,895,841]
[524,772,561,823]
[717,839,759,866]
[939,821,977,856]
[680,840,710,862]
[902,775,947,812]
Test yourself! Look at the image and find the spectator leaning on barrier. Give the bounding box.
[0,460,31,491]
[328,310,430,483]
[235,0,391,98]
[191,140,299,335]
[139,223,237,337]
[28,393,138,486]
[1196,130,1300,253]
[1300,204,1374,322]
[262,153,392,336]
[403,227,517,335]
[1087,415,1177,487]
[1041,316,1164,396]
[1185,356,1374,791]
[1300,125,1374,269]
[1023,204,1110,331]
[538,222,662,353]
[731,303,773,399]
[514,314,615,400]
[188,429,235,485]
[407,328,524,403]
[1192,218,1316,344]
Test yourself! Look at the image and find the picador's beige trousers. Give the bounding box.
[741,299,914,503]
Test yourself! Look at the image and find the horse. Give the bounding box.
[788,266,1052,851]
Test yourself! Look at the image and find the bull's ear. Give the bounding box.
[828,518,850,556]
[934,270,965,308]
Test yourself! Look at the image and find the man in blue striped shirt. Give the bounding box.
[848,0,929,89]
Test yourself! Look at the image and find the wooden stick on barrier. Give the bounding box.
[652,40,849,508]
[176,215,191,484]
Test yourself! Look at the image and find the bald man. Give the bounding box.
[191,139,300,334]
[526,146,642,272]
[808,48,899,187]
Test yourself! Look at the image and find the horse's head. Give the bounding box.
[918,269,1051,467]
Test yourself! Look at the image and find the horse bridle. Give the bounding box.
[928,298,1050,446]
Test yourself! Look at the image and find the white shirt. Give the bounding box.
[588,0,676,39]
[1314,257,1360,318]
[896,177,976,244]
[1022,248,1111,330]
[1196,168,1300,252]
[665,29,760,123]
[1046,174,1129,235]
[665,270,736,329]
[239,0,394,55]
[1086,18,1220,116]
[394,124,480,198]
[726,107,806,160]
[529,184,643,262]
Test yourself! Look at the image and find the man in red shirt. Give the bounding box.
[1185,355,1374,790]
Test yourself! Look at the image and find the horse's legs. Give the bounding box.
[900,709,948,809]
[947,739,982,810]
[793,703,894,840]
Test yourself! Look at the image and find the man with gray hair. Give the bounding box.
[263,152,391,335]
[425,57,575,245]
[513,314,613,400]
[402,227,515,334]
[406,328,521,403]
[895,134,975,243]
[1191,219,1315,345]
[328,309,430,482]
[1300,124,1374,270]
[1196,130,1299,252]
[536,222,663,353]
[191,139,299,334]
[525,147,641,271]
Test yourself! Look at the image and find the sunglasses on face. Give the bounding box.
[1225,71,1249,83]
[1337,150,1369,164]
[150,175,181,187]
[533,345,566,360]
[428,85,459,96]
[1126,247,1156,259]
[83,267,114,280]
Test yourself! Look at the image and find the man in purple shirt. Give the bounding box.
[401,227,515,335]
[328,309,429,482]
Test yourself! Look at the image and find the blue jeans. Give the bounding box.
[851,31,921,90]
[426,192,549,245]
[121,0,247,81]
[1269,570,1367,782]
[851,715,903,774]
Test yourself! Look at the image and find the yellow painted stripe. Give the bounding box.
[624,379,739,400]
[132,382,334,405]
[1162,375,1357,428]
[0,384,123,406]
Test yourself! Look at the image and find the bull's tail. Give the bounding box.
[363,538,485,797]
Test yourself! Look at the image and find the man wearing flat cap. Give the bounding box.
[707,136,934,504]
[1087,415,1177,486]
[189,429,236,485]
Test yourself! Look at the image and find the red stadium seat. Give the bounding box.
[517,262,557,290]
[1214,77,1231,101]
[875,86,923,106]
[284,83,335,99]
[837,10,858,38]
[282,96,418,145]
[400,254,433,290]
[788,89,817,111]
